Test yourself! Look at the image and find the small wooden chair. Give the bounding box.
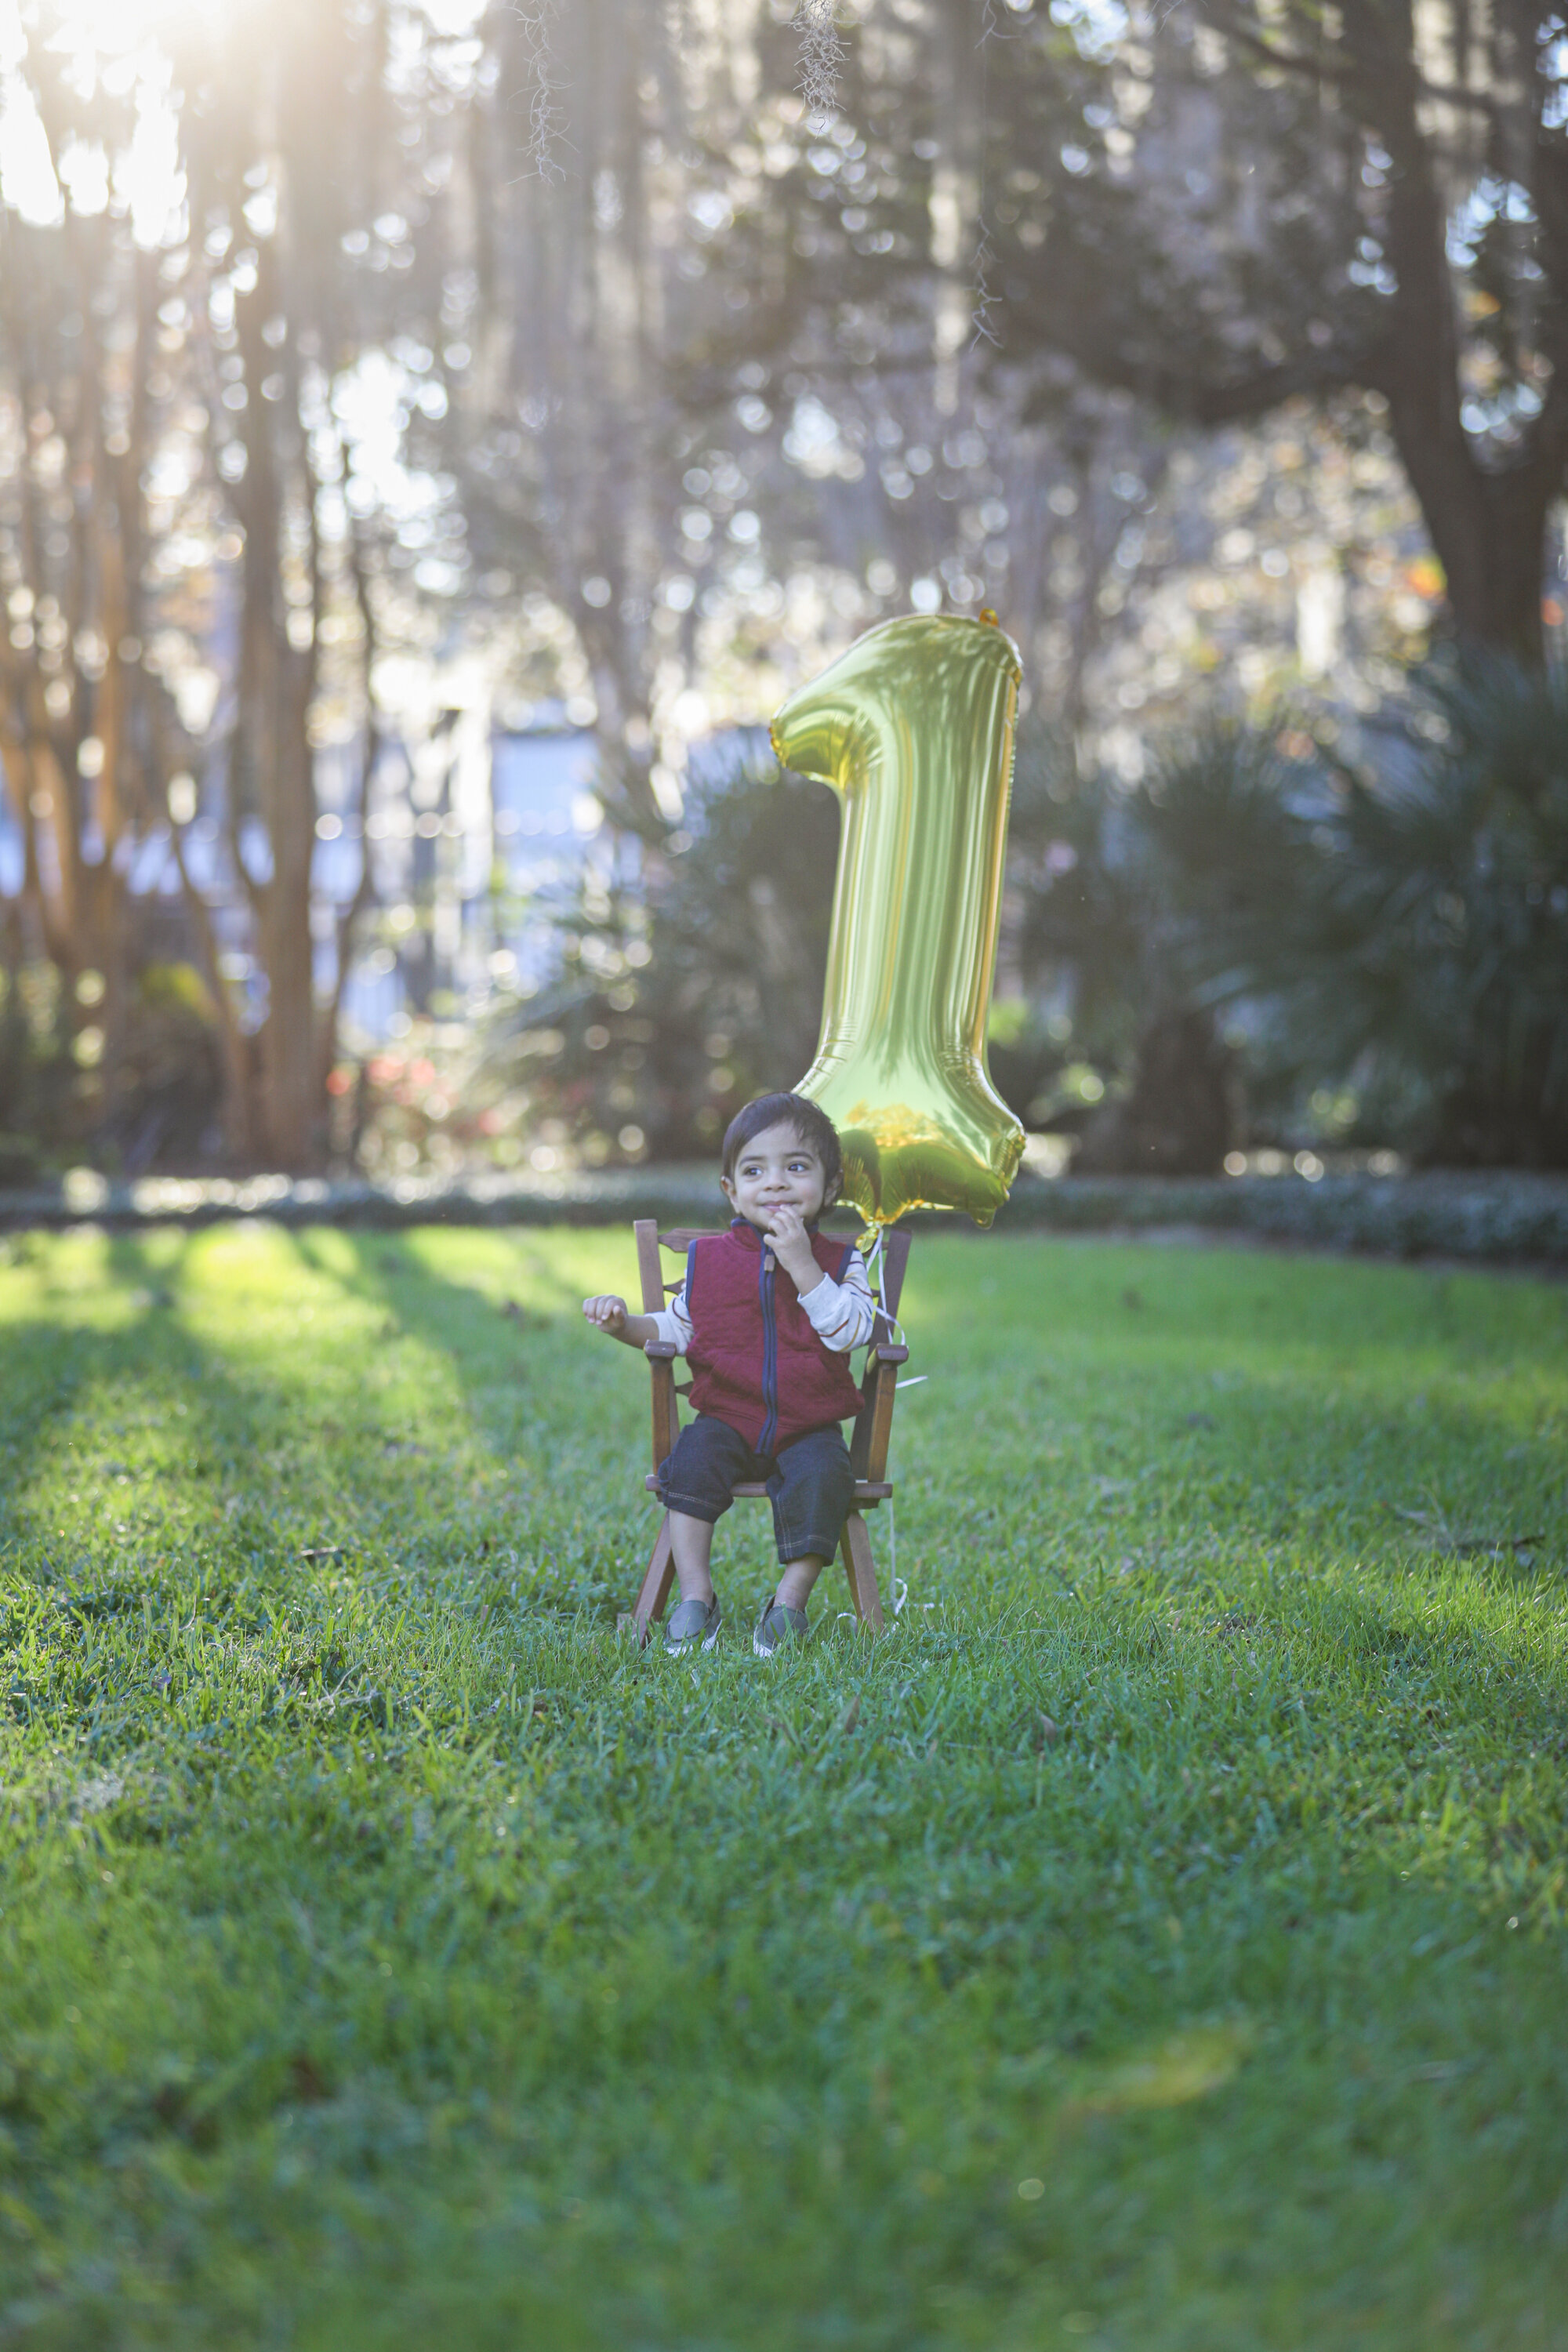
[628,1219,913,1644]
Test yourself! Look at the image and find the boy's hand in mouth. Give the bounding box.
[763,1203,822,1293]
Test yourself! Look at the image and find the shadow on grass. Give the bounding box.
[3,1221,1563,1667]
[0,1225,661,1618]
[282,1225,779,1606]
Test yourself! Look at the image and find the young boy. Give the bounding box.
[583,1092,875,1655]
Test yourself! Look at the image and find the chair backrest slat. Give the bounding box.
[634,1219,668,1316]
[877,1229,913,1334]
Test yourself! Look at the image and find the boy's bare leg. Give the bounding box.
[774,1553,826,1613]
[669,1511,717,1606]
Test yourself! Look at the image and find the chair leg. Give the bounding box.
[633,1514,677,1648]
[839,1510,885,1634]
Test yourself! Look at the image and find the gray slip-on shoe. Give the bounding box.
[663,1595,722,1654]
[752,1594,810,1658]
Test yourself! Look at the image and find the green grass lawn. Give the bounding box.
[1,1221,1566,2351]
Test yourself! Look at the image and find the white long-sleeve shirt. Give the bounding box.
[648,1245,877,1356]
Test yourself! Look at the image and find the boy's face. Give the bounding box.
[721,1120,833,1232]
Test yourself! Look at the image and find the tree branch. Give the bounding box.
[1196,0,1506,122]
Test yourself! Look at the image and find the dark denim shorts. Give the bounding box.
[657,1413,855,1564]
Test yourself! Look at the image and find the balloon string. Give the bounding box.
[863,1226,908,1350]
[858,1231,920,1626]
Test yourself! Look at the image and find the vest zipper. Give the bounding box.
[758,1243,779,1454]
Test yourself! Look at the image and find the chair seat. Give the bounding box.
[644,1473,891,1504]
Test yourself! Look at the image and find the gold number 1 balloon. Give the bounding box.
[770,612,1025,1227]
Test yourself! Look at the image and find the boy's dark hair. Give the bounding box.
[721,1091,843,1207]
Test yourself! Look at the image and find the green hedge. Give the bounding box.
[2,1165,1566,1261]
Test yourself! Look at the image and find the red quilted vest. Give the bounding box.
[684,1219,864,1454]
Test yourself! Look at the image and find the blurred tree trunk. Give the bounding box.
[0,211,165,1128]
[217,248,326,1168]
[1073,1009,1236,1178]
[471,3,746,832]
[1323,0,1565,664]
[989,0,1568,663]
[98,0,418,1167]
[1,0,468,1171]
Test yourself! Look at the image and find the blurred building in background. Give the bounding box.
[0,713,621,1041]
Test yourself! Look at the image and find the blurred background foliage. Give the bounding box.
[1007,656,1568,1171]
[1,0,1566,1179]
[498,654,1568,1178]
[477,757,841,1171]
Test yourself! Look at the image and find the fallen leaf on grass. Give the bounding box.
[1066,2022,1254,2119]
